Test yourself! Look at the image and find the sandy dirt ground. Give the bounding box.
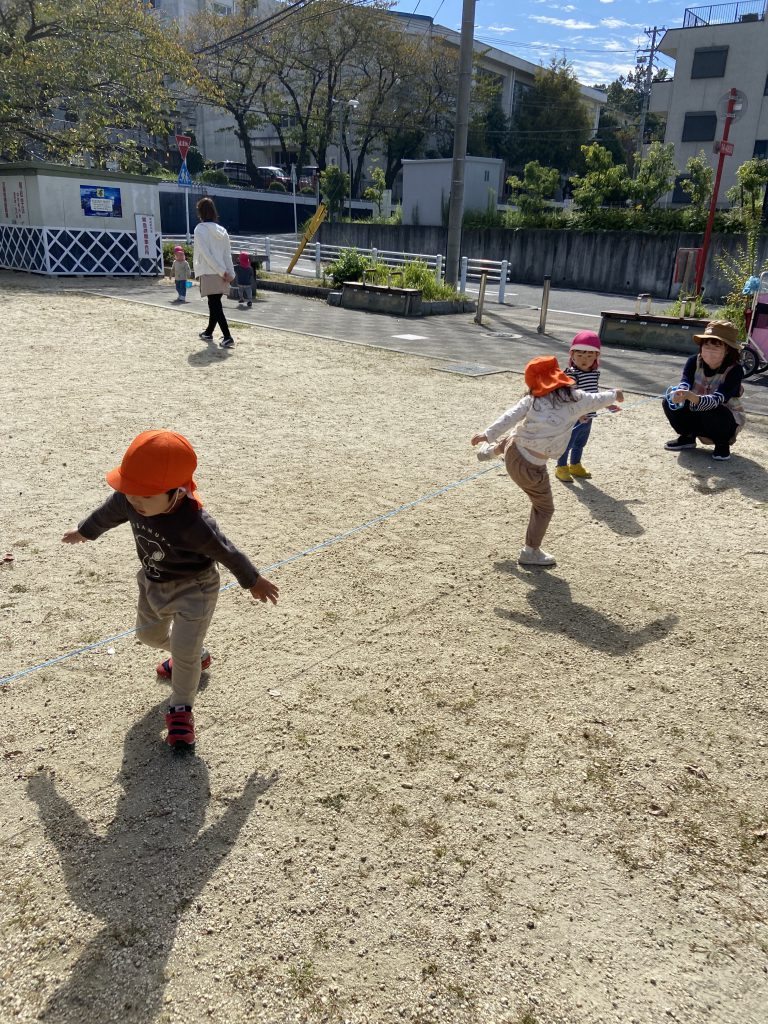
[1,282,767,1024]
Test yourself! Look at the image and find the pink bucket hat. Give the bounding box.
[570,330,601,365]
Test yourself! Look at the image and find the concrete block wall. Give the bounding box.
[317,222,765,301]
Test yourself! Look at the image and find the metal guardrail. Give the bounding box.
[164,234,513,302]
[682,1,765,26]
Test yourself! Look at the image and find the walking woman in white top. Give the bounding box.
[471,355,623,567]
[193,197,236,349]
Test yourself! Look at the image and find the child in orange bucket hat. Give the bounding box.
[62,430,279,753]
[471,356,623,567]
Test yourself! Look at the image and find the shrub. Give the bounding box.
[400,260,456,300]
[328,247,370,287]
[197,169,229,186]
[268,180,287,192]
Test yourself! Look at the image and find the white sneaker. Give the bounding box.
[518,546,556,567]
[476,442,500,462]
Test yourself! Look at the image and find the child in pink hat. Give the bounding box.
[554,331,618,482]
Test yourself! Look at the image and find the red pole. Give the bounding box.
[694,88,738,296]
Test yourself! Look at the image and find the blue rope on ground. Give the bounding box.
[0,465,499,688]
[0,393,668,689]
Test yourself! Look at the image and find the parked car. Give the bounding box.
[256,166,290,189]
[298,165,319,191]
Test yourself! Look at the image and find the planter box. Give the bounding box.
[600,311,708,354]
[423,298,476,316]
[341,281,422,316]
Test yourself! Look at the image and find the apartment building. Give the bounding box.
[650,1,768,196]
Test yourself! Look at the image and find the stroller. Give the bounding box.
[742,272,768,378]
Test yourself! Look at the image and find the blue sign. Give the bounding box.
[178,162,192,188]
[80,185,122,217]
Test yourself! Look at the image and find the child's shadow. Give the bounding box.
[565,480,645,537]
[493,563,677,655]
[28,702,276,1024]
[677,449,768,500]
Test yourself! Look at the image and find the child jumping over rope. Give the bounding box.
[61,430,279,753]
[471,355,623,567]
[555,330,619,482]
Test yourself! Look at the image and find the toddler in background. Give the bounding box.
[172,246,191,303]
[555,331,618,482]
[234,252,254,308]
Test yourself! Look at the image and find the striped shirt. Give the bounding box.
[677,355,744,412]
[566,365,600,417]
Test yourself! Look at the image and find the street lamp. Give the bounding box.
[332,97,359,221]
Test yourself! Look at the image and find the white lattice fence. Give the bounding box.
[0,225,162,276]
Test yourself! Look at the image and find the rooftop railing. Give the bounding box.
[683,1,766,27]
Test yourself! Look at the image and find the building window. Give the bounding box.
[754,140,768,159]
[671,174,692,205]
[691,47,728,79]
[682,112,717,142]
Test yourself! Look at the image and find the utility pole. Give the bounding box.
[445,0,476,287]
[635,25,664,166]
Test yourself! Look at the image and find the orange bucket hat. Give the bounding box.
[524,355,575,397]
[105,430,202,506]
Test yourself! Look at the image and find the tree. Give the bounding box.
[320,165,348,222]
[510,57,592,174]
[726,157,768,224]
[0,0,196,161]
[629,141,676,211]
[570,143,629,214]
[594,69,667,169]
[680,151,713,213]
[186,2,271,187]
[506,161,559,220]
[363,164,386,218]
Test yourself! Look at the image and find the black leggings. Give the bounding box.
[662,398,737,444]
[205,293,231,338]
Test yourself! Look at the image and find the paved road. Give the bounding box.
[78,275,768,419]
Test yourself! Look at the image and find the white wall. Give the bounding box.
[402,158,504,226]
[0,166,161,229]
[654,18,768,194]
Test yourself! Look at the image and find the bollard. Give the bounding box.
[641,293,652,314]
[435,253,443,282]
[460,256,468,295]
[371,247,378,267]
[315,241,322,279]
[264,237,271,273]
[537,275,551,334]
[498,260,508,304]
[474,272,488,326]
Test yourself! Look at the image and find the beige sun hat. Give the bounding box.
[692,320,741,350]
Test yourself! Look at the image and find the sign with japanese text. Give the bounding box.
[135,213,157,262]
[80,185,122,218]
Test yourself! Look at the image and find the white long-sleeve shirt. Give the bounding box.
[484,389,618,461]
[193,221,233,278]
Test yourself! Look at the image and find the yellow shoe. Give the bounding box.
[569,463,591,478]
[555,465,573,482]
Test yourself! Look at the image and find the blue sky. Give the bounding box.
[392,0,680,88]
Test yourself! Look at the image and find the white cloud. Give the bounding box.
[570,58,640,84]
[530,16,597,29]
[598,0,615,4]
[601,17,643,29]
[604,40,625,51]
[477,24,516,33]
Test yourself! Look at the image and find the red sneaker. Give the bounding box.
[156,652,212,679]
[165,706,196,753]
